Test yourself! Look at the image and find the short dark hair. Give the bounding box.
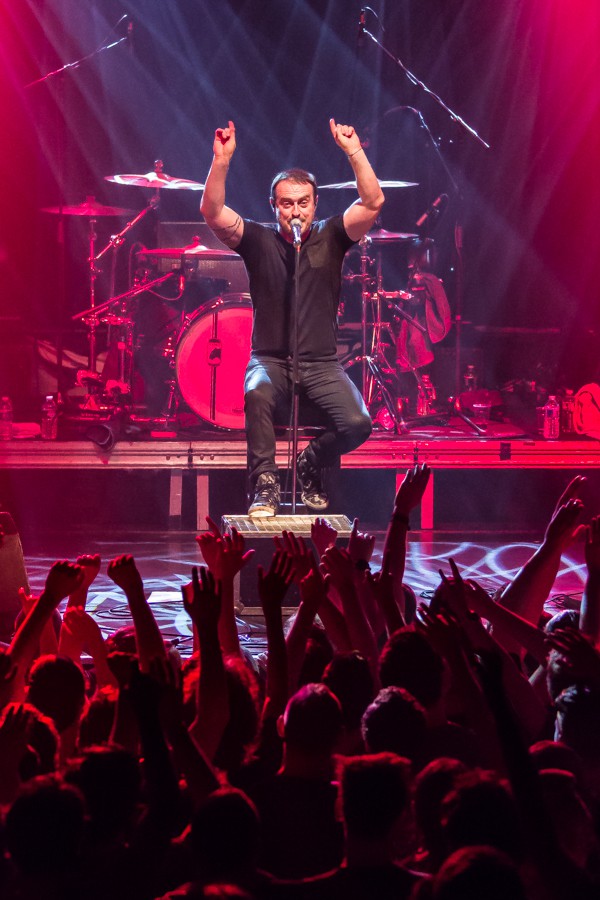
[340,753,411,839]
[379,628,445,708]
[270,168,318,201]
[283,682,342,754]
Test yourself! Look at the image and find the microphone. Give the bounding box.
[290,218,302,248]
[416,194,448,229]
[357,8,366,48]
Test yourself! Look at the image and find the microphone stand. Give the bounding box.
[360,21,489,398]
[289,236,301,514]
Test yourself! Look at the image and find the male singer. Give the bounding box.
[200,119,384,517]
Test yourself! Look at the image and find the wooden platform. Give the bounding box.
[2,431,599,529]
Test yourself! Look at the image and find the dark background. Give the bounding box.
[1,0,600,414]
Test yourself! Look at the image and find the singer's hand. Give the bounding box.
[329,119,361,156]
[213,121,236,160]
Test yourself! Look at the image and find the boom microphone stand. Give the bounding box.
[358,10,490,397]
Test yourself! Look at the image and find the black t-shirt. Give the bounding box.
[236,215,355,361]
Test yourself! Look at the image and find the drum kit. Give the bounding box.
[43,165,426,432]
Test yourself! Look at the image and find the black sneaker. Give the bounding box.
[248,472,280,518]
[296,449,329,512]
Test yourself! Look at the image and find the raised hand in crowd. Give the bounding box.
[258,549,294,716]
[274,529,313,584]
[58,606,117,689]
[311,515,338,558]
[108,554,166,671]
[285,550,329,692]
[321,545,379,683]
[366,549,404,636]
[0,702,35,804]
[66,552,101,609]
[383,463,430,619]
[184,565,228,761]
[4,561,83,704]
[546,627,600,690]
[196,515,224,578]
[581,514,600,643]
[498,478,585,650]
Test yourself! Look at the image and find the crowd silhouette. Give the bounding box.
[1,466,600,898]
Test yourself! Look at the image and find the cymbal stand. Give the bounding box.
[351,238,409,433]
[85,216,100,378]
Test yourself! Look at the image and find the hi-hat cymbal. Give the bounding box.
[137,244,238,261]
[41,197,134,217]
[319,179,418,189]
[368,229,418,243]
[105,171,205,191]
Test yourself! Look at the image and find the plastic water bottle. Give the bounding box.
[561,389,575,434]
[543,395,560,440]
[463,364,478,391]
[40,395,58,440]
[0,396,12,440]
[417,375,436,416]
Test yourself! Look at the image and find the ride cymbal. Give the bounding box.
[319,179,418,189]
[368,229,418,243]
[136,245,238,260]
[105,171,205,190]
[41,197,134,217]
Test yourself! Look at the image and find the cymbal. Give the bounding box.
[319,179,417,190]
[368,229,418,243]
[105,171,205,191]
[41,198,134,217]
[137,244,238,261]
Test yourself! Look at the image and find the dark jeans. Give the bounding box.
[244,355,372,486]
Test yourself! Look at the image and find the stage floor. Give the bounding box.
[20,529,585,661]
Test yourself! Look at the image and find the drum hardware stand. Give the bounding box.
[72,271,175,414]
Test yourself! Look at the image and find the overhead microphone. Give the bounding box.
[127,19,134,55]
[357,8,366,48]
[416,194,448,229]
[290,218,302,248]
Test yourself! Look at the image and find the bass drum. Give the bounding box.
[175,293,252,429]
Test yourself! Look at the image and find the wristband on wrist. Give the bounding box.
[347,147,363,159]
[391,511,410,529]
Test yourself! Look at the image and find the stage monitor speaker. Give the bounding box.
[0,511,30,644]
[222,513,353,607]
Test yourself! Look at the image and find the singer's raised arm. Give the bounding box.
[329,118,384,242]
[200,120,245,248]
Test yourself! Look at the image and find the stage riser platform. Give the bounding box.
[1,438,599,534]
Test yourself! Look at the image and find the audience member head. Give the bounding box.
[544,609,580,634]
[545,647,579,704]
[27,655,86,733]
[431,845,526,900]
[77,691,116,749]
[441,770,523,863]
[378,628,444,710]
[213,656,261,774]
[362,685,428,766]
[7,703,59,780]
[323,651,375,734]
[297,622,334,688]
[281,682,342,757]
[191,788,260,882]
[5,776,85,876]
[65,745,141,840]
[529,739,584,783]
[554,684,600,765]
[413,757,469,866]
[339,752,411,842]
[538,768,598,868]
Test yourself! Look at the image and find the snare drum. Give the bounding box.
[175,293,252,429]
